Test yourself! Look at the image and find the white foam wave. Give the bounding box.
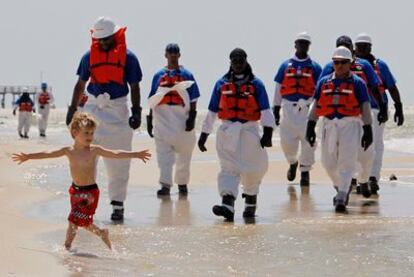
[385,138,414,154]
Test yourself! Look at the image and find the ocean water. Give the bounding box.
[2,107,414,152]
[2,108,414,276]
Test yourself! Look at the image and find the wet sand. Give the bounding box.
[1,112,414,275]
[31,183,414,276]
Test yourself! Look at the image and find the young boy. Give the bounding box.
[12,112,151,250]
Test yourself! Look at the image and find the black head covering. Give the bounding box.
[20,92,31,102]
[229,48,247,60]
[336,35,353,48]
[165,43,180,53]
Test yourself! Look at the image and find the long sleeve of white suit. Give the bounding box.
[201,110,217,134]
[261,108,276,128]
[48,92,55,105]
[273,82,282,106]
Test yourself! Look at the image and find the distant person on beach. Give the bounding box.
[198,48,275,221]
[13,89,34,139]
[65,16,143,222]
[272,32,322,187]
[12,112,151,250]
[354,33,404,195]
[146,43,200,197]
[320,35,387,198]
[35,82,55,137]
[306,46,373,213]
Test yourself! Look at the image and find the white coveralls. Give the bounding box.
[321,117,361,194]
[17,110,32,135]
[82,93,133,202]
[148,81,197,187]
[274,84,316,172]
[202,109,275,197]
[355,109,378,183]
[370,109,385,179]
[36,91,55,135]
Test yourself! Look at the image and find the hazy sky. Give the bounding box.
[1,0,412,107]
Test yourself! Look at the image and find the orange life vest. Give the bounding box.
[373,60,386,94]
[316,76,361,117]
[19,102,33,112]
[38,92,50,105]
[78,93,88,107]
[280,63,315,97]
[90,28,127,85]
[218,82,261,121]
[157,72,185,106]
[350,61,368,84]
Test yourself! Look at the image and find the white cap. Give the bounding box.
[91,16,120,39]
[295,32,312,43]
[332,46,352,60]
[355,33,372,44]
[22,87,28,93]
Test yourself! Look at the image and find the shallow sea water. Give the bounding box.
[27,180,414,277]
[3,109,414,276]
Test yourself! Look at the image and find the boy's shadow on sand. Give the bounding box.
[68,249,99,258]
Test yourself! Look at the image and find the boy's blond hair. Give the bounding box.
[69,112,98,134]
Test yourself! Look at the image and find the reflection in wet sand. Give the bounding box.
[157,195,192,226]
[281,185,316,217]
[32,182,414,276]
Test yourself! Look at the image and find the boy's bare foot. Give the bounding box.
[64,242,71,250]
[101,229,112,250]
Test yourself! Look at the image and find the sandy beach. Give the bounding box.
[1,109,414,276]
[0,141,69,276]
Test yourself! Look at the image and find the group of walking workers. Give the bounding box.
[12,15,406,250]
[13,83,55,138]
[60,16,404,225]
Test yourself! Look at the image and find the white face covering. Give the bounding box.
[234,74,245,79]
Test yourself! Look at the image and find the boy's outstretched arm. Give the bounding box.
[95,146,151,163]
[12,147,67,164]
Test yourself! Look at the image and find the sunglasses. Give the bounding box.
[333,60,350,65]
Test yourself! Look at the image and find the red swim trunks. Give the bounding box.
[68,183,100,227]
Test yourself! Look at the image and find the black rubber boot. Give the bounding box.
[333,190,349,213]
[350,178,358,193]
[359,182,371,198]
[242,194,257,218]
[334,198,346,213]
[110,201,124,222]
[369,176,380,195]
[353,178,361,194]
[300,171,310,186]
[178,184,188,196]
[157,186,170,196]
[287,162,298,181]
[334,185,353,206]
[212,195,235,222]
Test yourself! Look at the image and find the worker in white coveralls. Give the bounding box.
[354,33,404,195]
[306,46,373,213]
[66,17,143,222]
[272,32,322,186]
[13,88,35,139]
[198,48,275,221]
[146,43,200,196]
[35,82,55,137]
[319,36,387,199]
